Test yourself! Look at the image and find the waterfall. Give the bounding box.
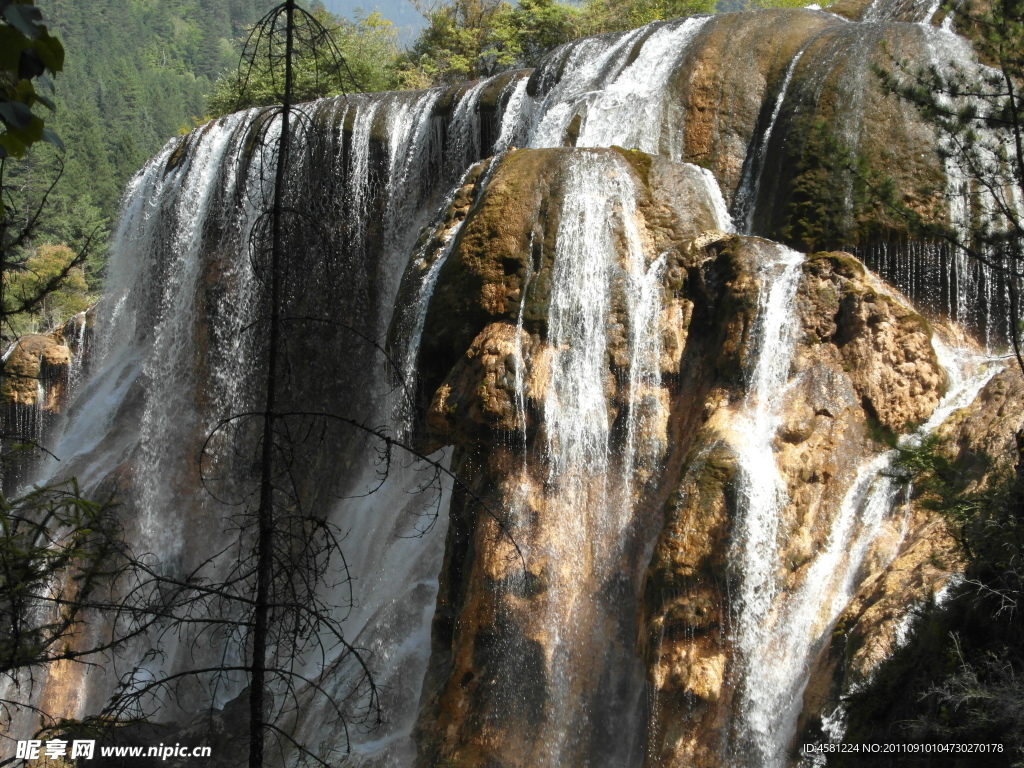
[923,28,993,339]
[391,153,504,436]
[19,7,1016,766]
[730,326,1000,765]
[37,84,516,751]
[519,150,668,766]
[863,0,945,22]
[852,24,1024,347]
[493,75,531,154]
[727,243,806,766]
[488,16,714,157]
[803,338,1001,751]
[532,17,710,156]
[733,50,806,233]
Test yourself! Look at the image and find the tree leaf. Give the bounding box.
[18,46,45,79]
[41,126,63,150]
[0,100,34,130]
[2,3,43,40]
[32,31,63,73]
[0,26,27,70]
[0,129,29,158]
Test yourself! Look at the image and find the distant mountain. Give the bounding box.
[321,0,426,44]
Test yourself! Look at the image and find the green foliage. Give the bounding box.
[0,149,105,341]
[740,0,826,8]
[778,119,906,251]
[839,600,1024,764]
[579,0,714,34]
[3,242,93,335]
[1,0,277,300]
[779,120,856,251]
[400,0,829,89]
[335,12,404,93]
[209,8,402,115]
[41,0,276,198]
[500,0,581,64]
[402,0,729,87]
[402,0,581,86]
[0,0,64,165]
[894,434,1013,562]
[402,0,502,86]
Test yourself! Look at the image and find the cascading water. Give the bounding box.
[726,243,806,765]
[790,337,1002,755]
[847,23,1024,347]
[34,80,518,751]
[134,112,252,560]
[15,7,1016,767]
[732,49,806,233]
[392,153,504,427]
[729,312,1001,766]
[532,17,711,155]
[512,150,673,766]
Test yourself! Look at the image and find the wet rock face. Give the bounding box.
[800,253,945,432]
[0,312,93,491]
[1,334,72,409]
[23,5,1008,761]
[408,147,730,768]
[673,8,844,196]
[636,251,947,768]
[412,146,727,444]
[797,365,1024,744]
[396,148,969,768]
[748,21,948,250]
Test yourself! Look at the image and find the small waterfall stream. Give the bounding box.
[804,337,1002,752]
[730,321,1001,766]
[727,244,807,766]
[522,150,671,765]
[732,50,806,233]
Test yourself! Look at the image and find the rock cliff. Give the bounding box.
[392,147,1012,767]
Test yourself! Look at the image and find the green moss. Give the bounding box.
[816,282,841,313]
[865,412,899,447]
[777,119,913,252]
[691,445,736,505]
[610,145,653,188]
[164,135,191,174]
[810,250,866,279]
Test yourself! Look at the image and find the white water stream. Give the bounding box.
[733,50,806,233]
[727,244,806,767]
[729,302,1000,767]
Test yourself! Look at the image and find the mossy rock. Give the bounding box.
[751,23,948,252]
